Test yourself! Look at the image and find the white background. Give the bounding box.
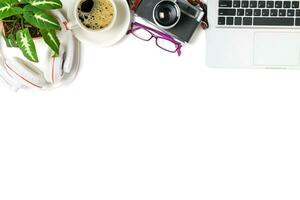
[1,1,300,200]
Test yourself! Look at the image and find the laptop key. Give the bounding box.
[219,9,236,16]
[253,17,294,26]
[250,1,257,8]
[284,1,291,8]
[254,9,261,16]
[296,18,300,25]
[292,1,299,8]
[237,9,245,15]
[296,9,300,16]
[287,9,295,16]
[279,9,286,16]
[258,1,266,8]
[235,17,242,25]
[219,0,233,7]
[218,17,226,25]
[243,17,252,25]
[267,1,274,8]
[262,9,269,16]
[241,1,249,7]
[245,9,253,16]
[270,9,278,16]
[233,1,241,7]
[226,17,234,25]
[275,1,283,8]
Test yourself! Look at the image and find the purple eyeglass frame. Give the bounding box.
[127,22,182,56]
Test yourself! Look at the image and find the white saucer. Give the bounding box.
[68,0,131,47]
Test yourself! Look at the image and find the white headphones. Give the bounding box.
[4,46,65,89]
[0,10,78,90]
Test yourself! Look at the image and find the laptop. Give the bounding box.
[206,0,300,68]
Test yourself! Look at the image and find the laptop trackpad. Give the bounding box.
[254,32,300,66]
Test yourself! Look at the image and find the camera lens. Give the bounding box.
[153,1,180,28]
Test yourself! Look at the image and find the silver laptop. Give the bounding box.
[206,0,300,68]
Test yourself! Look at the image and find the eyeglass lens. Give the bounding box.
[131,26,178,52]
[132,28,153,41]
[156,37,177,52]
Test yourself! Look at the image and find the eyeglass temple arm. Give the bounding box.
[132,22,178,40]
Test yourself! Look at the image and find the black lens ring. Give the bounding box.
[153,0,180,28]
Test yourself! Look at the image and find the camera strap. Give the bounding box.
[187,0,209,30]
[127,0,142,11]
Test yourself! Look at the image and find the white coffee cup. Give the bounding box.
[67,0,117,33]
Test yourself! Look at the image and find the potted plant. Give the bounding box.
[0,0,63,63]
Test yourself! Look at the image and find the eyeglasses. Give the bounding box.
[127,22,182,56]
[187,0,209,29]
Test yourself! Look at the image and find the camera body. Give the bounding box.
[136,0,203,43]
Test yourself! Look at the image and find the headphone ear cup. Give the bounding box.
[5,58,46,89]
[45,46,65,84]
[63,31,76,73]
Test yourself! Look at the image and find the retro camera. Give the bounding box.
[136,0,203,42]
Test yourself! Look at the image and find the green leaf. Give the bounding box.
[27,0,62,10]
[16,28,38,62]
[4,33,18,47]
[2,0,21,5]
[23,5,61,30]
[0,2,23,20]
[40,29,60,56]
[17,0,28,3]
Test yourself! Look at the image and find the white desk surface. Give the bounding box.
[1,1,300,200]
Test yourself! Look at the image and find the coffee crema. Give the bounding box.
[78,0,114,30]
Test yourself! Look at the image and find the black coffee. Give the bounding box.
[78,0,114,30]
[81,0,94,12]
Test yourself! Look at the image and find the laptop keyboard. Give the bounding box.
[218,0,300,27]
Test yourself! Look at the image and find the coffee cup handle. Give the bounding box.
[66,20,80,30]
